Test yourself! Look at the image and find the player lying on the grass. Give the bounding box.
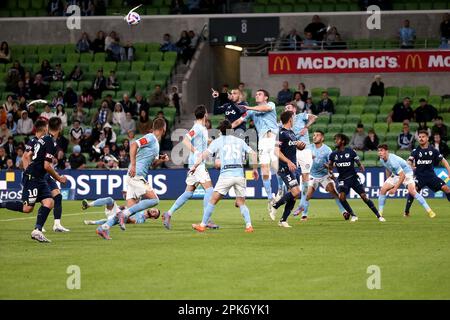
[0,118,67,243]
[162,105,217,230]
[293,130,349,220]
[377,144,436,218]
[82,197,160,240]
[116,118,169,231]
[191,119,259,233]
[329,134,384,222]
[404,130,450,216]
[269,111,306,228]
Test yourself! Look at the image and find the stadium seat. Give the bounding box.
[337,96,351,105]
[373,123,388,134]
[135,82,149,93]
[311,87,326,98]
[331,114,346,123]
[415,86,430,98]
[334,105,349,115]
[80,53,93,63]
[366,96,382,105]
[315,115,330,124]
[364,160,378,167]
[399,86,415,98]
[66,53,80,63]
[385,87,399,97]
[427,95,442,107]
[327,124,342,134]
[342,123,356,133]
[364,105,379,114]
[125,71,140,81]
[371,39,385,49]
[351,96,367,105]
[433,2,448,9]
[349,104,364,115]
[376,114,387,123]
[150,52,163,62]
[311,124,327,133]
[94,52,106,62]
[131,61,145,72]
[326,87,340,97]
[364,151,379,162]
[345,114,361,124]
[139,71,154,82]
[51,53,66,64]
[379,104,393,115]
[360,114,376,124]
[116,62,130,72]
[389,122,403,133]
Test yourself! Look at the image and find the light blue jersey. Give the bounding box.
[207,135,253,178]
[293,112,311,145]
[244,102,279,138]
[187,122,208,166]
[310,143,332,178]
[130,210,146,224]
[380,153,413,176]
[133,133,160,177]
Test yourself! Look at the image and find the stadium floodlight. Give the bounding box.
[225,45,243,52]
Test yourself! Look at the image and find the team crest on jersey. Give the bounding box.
[429,151,433,156]
[345,153,350,158]
[189,130,195,137]
[334,155,339,160]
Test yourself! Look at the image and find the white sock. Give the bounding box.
[54,219,61,226]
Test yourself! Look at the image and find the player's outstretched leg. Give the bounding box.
[118,197,159,230]
[404,193,415,217]
[83,197,115,209]
[0,201,24,212]
[240,204,253,233]
[163,190,194,230]
[360,193,383,220]
[338,193,358,221]
[52,193,70,232]
[278,197,296,228]
[31,204,53,243]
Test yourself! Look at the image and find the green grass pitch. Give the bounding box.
[0,198,449,299]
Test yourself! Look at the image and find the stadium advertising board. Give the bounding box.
[1,168,449,201]
[268,50,450,74]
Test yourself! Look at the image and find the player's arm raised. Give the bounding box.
[300,114,317,136]
[275,145,296,172]
[245,104,272,112]
[231,113,247,129]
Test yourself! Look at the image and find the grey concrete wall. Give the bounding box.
[240,56,450,97]
[210,46,241,90]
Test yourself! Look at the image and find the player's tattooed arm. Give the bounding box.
[441,158,450,175]
[355,158,365,172]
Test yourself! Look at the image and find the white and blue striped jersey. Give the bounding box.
[380,153,413,176]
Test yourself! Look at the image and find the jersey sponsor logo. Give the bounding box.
[225,110,236,115]
[416,159,433,165]
[188,130,195,137]
[288,140,298,146]
[336,162,352,167]
[138,137,148,145]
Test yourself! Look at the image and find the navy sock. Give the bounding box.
[274,192,294,209]
[281,198,296,222]
[339,198,354,215]
[35,206,52,231]
[364,198,380,218]
[53,194,62,219]
[404,193,415,213]
[2,201,24,212]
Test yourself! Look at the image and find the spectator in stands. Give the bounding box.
[316,91,335,114]
[5,158,16,170]
[399,19,416,49]
[415,121,432,141]
[4,136,18,161]
[171,0,188,14]
[72,103,87,124]
[76,32,92,54]
[120,112,136,134]
[0,124,9,145]
[154,110,172,150]
[51,91,65,108]
[122,138,130,153]
[364,129,380,151]
[137,109,152,134]
[304,15,327,41]
[81,0,95,16]
[126,129,136,141]
[5,114,17,135]
[12,61,25,79]
[52,63,65,81]
[388,97,414,123]
[3,95,17,113]
[69,65,83,81]
[149,85,169,108]
[106,70,119,90]
[64,85,78,107]
[292,92,305,112]
[14,81,30,100]
[0,41,11,63]
[38,60,54,82]
[169,86,181,117]
[297,83,309,102]
[110,143,119,158]
[56,104,68,128]
[17,111,33,136]
[0,147,8,169]
[48,0,64,16]
[5,66,21,92]
[102,122,117,144]
[118,147,130,168]
[440,13,450,49]
[40,104,56,121]
[302,32,319,50]
[79,88,94,110]
[15,147,23,169]
[79,128,92,154]
[160,33,178,52]
[277,81,293,106]
[9,103,22,123]
[122,40,135,61]
[91,69,106,99]
[176,30,192,64]
[302,97,316,114]
[0,104,6,125]
[323,26,341,49]
[112,103,126,126]
[91,30,106,53]
[69,145,86,169]
[93,100,112,125]
[56,131,69,153]
[414,98,438,123]
[350,123,367,151]
[188,30,199,49]
[31,74,50,100]
[120,93,133,115]
[70,120,84,144]
[106,37,129,62]
[368,75,384,97]
[432,133,449,158]
[97,144,119,169]
[27,104,39,123]
[55,149,68,170]
[431,116,448,141]
[134,93,149,116]
[24,71,33,92]
[398,122,414,150]
[283,29,302,51]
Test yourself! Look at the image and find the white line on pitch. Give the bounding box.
[0,211,105,222]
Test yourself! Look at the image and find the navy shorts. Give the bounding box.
[279,167,299,190]
[337,176,366,195]
[21,175,52,206]
[45,174,59,191]
[415,175,445,192]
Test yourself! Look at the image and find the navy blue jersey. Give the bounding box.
[216,101,247,132]
[329,147,360,180]
[278,127,298,171]
[409,146,443,178]
[24,135,57,179]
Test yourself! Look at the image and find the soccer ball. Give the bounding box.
[125,12,140,25]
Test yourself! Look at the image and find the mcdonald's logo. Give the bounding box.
[273,56,291,72]
[405,54,423,70]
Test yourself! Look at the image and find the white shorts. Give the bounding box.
[258,135,277,165]
[186,164,211,186]
[385,173,415,187]
[297,148,313,174]
[104,202,119,219]
[308,175,335,190]
[214,176,246,197]
[125,175,153,200]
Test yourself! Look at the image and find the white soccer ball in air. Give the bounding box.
[125,11,140,25]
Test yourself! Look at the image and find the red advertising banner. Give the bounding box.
[268,50,450,74]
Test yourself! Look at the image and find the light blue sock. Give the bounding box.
[201,203,215,225]
[168,191,193,215]
[414,193,431,211]
[302,200,310,216]
[203,187,214,210]
[102,216,118,229]
[94,219,107,225]
[299,182,308,208]
[92,197,114,207]
[277,175,284,194]
[128,198,159,217]
[239,205,252,225]
[263,178,273,200]
[378,195,387,213]
[334,198,346,213]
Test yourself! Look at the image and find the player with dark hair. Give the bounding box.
[212,87,248,135]
[0,118,67,242]
[329,133,383,222]
[403,130,450,216]
[378,143,436,218]
[269,111,306,227]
